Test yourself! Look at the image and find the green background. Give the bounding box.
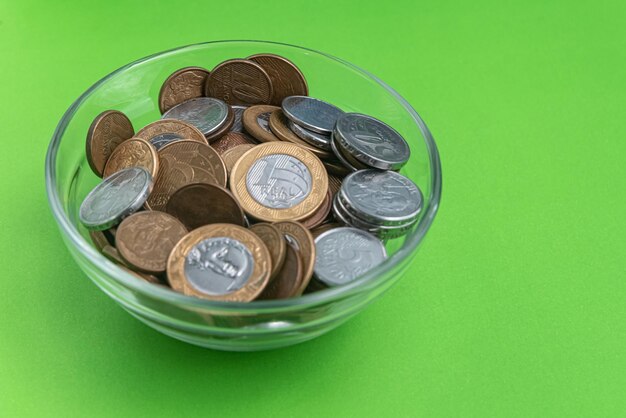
[1,0,624,416]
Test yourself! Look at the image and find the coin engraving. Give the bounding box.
[248,54,308,106]
[206,59,273,105]
[103,138,159,179]
[158,67,210,114]
[86,110,134,177]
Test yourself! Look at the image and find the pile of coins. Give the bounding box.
[79,54,423,302]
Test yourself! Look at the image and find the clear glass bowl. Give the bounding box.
[45,40,442,351]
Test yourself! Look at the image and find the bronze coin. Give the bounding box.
[257,241,302,300]
[248,53,308,106]
[205,59,273,106]
[167,223,271,302]
[221,144,256,175]
[211,132,255,155]
[116,211,187,274]
[165,183,246,230]
[205,105,235,143]
[158,66,210,114]
[101,245,163,285]
[146,140,227,211]
[269,109,333,160]
[102,138,159,179]
[250,223,287,280]
[301,189,332,230]
[86,110,134,177]
[328,174,344,197]
[242,105,281,143]
[274,221,315,295]
[135,119,208,150]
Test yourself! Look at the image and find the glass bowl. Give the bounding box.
[45,40,442,351]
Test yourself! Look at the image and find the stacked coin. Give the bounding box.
[79,53,423,300]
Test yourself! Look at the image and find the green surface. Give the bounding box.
[1,0,625,416]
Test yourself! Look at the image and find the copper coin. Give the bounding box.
[205,105,235,143]
[135,119,208,150]
[115,211,187,274]
[274,221,315,295]
[205,59,273,106]
[242,105,281,143]
[257,241,302,300]
[102,138,159,179]
[86,110,134,177]
[165,183,246,230]
[158,67,211,114]
[101,245,162,285]
[269,109,333,160]
[167,223,271,302]
[301,189,332,230]
[249,223,286,280]
[247,53,308,106]
[222,144,256,175]
[328,174,344,197]
[211,131,255,155]
[146,140,227,211]
[310,222,340,239]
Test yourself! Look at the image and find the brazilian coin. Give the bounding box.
[79,167,153,230]
[330,135,359,172]
[158,67,210,114]
[103,138,159,179]
[282,96,344,135]
[287,119,332,150]
[211,131,255,155]
[247,53,308,106]
[101,245,163,285]
[274,221,315,295]
[161,97,230,138]
[257,241,302,300]
[242,105,281,143]
[135,119,207,150]
[205,59,273,106]
[314,227,386,287]
[116,211,188,274]
[165,183,246,230]
[301,189,332,230]
[334,113,410,170]
[86,110,134,177]
[250,223,287,280]
[269,109,333,160]
[310,223,340,239]
[206,105,235,142]
[221,144,255,175]
[231,105,248,132]
[167,224,271,302]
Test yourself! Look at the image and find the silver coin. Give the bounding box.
[330,133,358,172]
[287,119,332,150]
[340,170,423,225]
[282,96,344,134]
[79,167,152,230]
[231,105,248,132]
[161,97,229,137]
[334,113,410,170]
[245,154,312,209]
[257,111,273,133]
[314,227,386,287]
[185,237,254,295]
[149,132,184,150]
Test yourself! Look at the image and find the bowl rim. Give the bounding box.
[45,40,442,312]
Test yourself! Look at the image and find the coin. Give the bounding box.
[328,174,344,197]
[330,135,359,172]
[301,189,332,230]
[314,227,386,287]
[102,245,163,285]
[205,105,235,142]
[135,119,207,150]
[257,241,302,300]
[86,110,134,177]
[102,138,159,179]
[249,223,286,280]
[274,221,315,295]
[116,211,188,274]
[80,167,153,230]
[211,132,255,156]
[158,67,211,114]
[282,96,344,135]
[167,223,271,301]
[229,142,328,222]
[165,183,246,230]
[221,144,256,174]
[161,97,230,138]
[231,105,247,132]
[269,109,333,160]
[247,53,308,106]
[334,113,410,170]
[146,140,227,211]
[310,222,340,239]
[242,105,281,143]
[205,59,273,106]
[287,119,332,150]
[89,230,110,251]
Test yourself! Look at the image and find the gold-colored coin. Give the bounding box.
[274,221,315,295]
[229,142,328,222]
[86,110,134,177]
[135,119,208,150]
[250,223,286,280]
[146,140,227,211]
[158,66,210,114]
[102,138,159,179]
[242,105,281,143]
[167,223,271,302]
[269,109,333,160]
[222,144,255,175]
